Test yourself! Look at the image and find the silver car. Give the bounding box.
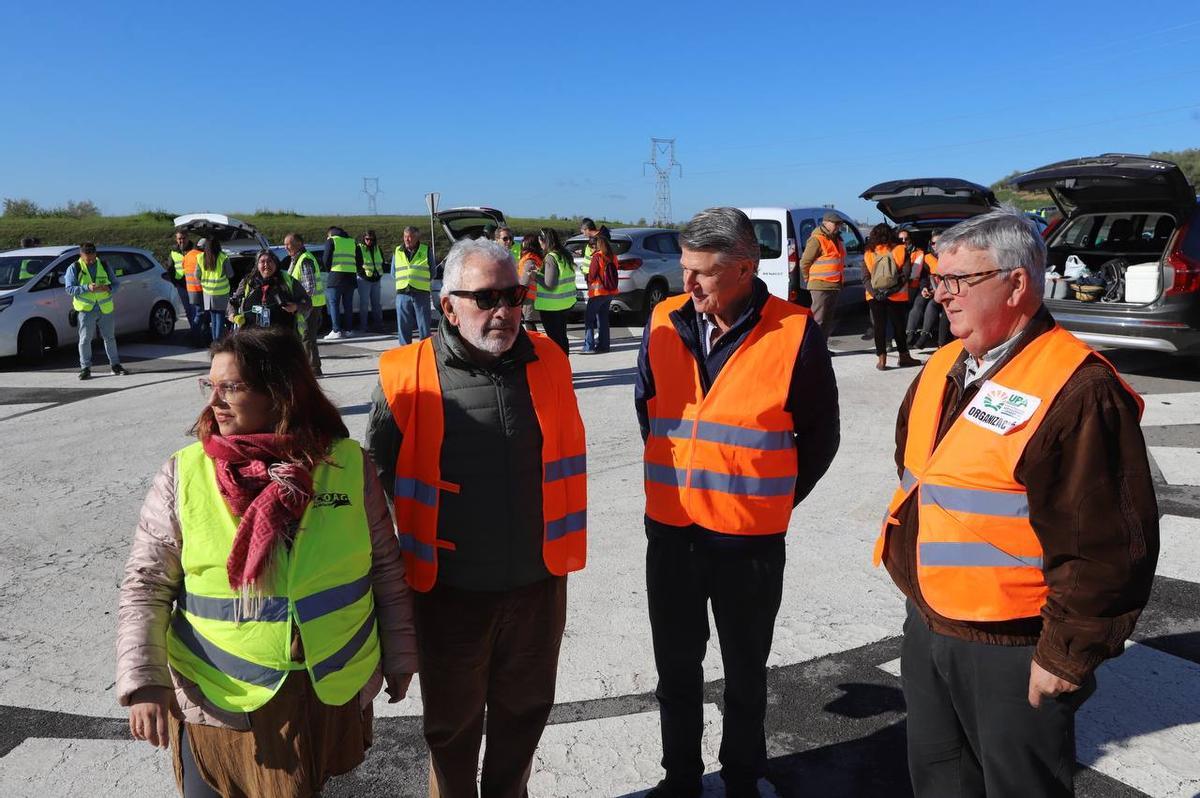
[566,228,684,320]
[0,245,182,363]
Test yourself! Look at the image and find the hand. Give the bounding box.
[282,303,298,314]
[1027,659,1079,708]
[921,288,931,299]
[128,686,182,748]
[384,672,414,703]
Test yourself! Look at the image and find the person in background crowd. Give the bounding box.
[197,237,234,343]
[864,224,920,371]
[167,230,198,336]
[875,209,1159,797]
[636,208,839,798]
[393,226,434,345]
[482,223,497,242]
[228,249,311,334]
[322,226,362,340]
[357,229,387,332]
[906,231,943,350]
[582,229,618,353]
[367,237,586,797]
[799,211,846,338]
[579,218,599,261]
[183,238,206,344]
[117,327,416,798]
[534,228,575,355]
[495,225,521,264]
[283,233,326,376]
[516,230,543,332]
[65,242,128,380]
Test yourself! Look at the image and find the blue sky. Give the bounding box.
[6,0,1199,223]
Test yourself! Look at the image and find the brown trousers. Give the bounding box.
[303,306,324,373]
[808,288,841,339]
[415,576,568,798]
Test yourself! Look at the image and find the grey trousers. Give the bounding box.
[808,288,841,339]
[901,603,1095,798]
[303,306,324,373]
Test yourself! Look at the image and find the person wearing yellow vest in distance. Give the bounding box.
[17,236,42,279]
[582,229,619,353]
[533,227,576,355]
[282,232,326,376]
[65,242,128,380]
[579,217,599,261]
[864,223,921,371]
[227,250,311,333]
[168,230,198,336]
[356,229,387,332]
[494,224,521,266]
[875,209,1159,798]
[196,237,234,343]
[116,327,417,798]
[798,211,846,338]
[366,237,586,798]
[514,230,542,332]
[635,208,839,798]
[322,226,362,340]
[393,225,434,345]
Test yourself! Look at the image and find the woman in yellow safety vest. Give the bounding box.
[196,238,234,342]
[116,327,417,798]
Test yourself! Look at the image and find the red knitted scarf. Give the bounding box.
[201,433,314,594]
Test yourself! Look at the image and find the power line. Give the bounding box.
[644,138,682,226]
[362,177,382,215]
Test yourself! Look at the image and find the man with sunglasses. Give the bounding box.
[874,209,1158,797]
[494,225,520,264]
[366,237,586,797]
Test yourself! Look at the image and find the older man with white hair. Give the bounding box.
[365,237,587,798]
[874,208,1159,797]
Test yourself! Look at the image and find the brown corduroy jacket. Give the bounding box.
[884,309,1160,685]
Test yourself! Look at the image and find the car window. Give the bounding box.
[31,260,71,293]
[840,225,864,254]
[0,255,55,289]
[659,232,681,255]
[98,252,141,276]
[797,218,816,243]
[751,220,783,260]
[133,253,162,274]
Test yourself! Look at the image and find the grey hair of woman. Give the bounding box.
[933,207,1046,286]
[439,237,516,300]
[256,249,280,270]
[678,207,760,268]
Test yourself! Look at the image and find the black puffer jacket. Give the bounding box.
[365,317,550,591]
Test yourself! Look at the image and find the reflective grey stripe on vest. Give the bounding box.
[311,610,377,682]
[294,574,372,624]
[395,476,439,507]
[538,287,577,300]
[901,468,917,493]
[546,509,586,541]
[921,483,1029,518]
[645,463,795,497]
[397,532,436,562]
[650,417,794,451]
[919,541,1043,569]
[177,590,290,623]
[171,612,287,687]
[545,454,586,483]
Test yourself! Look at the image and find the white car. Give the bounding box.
[0,245,182,363]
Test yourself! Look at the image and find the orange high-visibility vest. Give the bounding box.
[378,332,587,591]
[518,253,541,303]
[644,294,809,535]
[925,252,939,275]
[587,252,619,299]
[807,231,845,284]
[908,248,925,289]
[183,249,202,293]
[872,326,1143,622]
[864,245,910,303]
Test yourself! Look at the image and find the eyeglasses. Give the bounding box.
[929,268,1012,296]
[198,378,251,402]
[449,285,528,310]
[498,236,513,242]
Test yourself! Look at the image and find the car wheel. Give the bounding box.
[643,280,669,322]
[17,320,54,365]
[149,301,177,338]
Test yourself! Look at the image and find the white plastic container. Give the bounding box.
[1123,263,1160,304]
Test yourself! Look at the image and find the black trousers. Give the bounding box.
[539,309,570,354]
[869,299,909,356]
[646,524,785,792]
[901,603,1096,798]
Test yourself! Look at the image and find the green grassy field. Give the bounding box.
[0,213,630,267]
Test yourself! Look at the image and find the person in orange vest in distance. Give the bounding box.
[864,223,921,371]
[513,228,542,332]
[875,209,1159,797]
[635,208,840,798]
[798,210,846,338]
[366,237,586,798]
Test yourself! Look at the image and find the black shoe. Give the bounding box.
[78,368,91,381]
[645,778,702,798]
[111,364,128,376]
[723,781,762,798]
[915,332,932,350]
[906,331,919,349]
[860,329,874,340]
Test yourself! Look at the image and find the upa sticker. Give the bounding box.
[962,380,1042,434]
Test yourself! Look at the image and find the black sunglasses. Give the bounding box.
[449,285,528,309]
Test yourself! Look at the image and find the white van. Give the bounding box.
[738,207,866,308]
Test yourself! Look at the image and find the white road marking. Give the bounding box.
[1157,514,1200,583]
[1149,446,1200,487]
[1140,394,1200,429]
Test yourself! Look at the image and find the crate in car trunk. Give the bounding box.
[1124,262,1160,303]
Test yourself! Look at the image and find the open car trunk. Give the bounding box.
[1042,210,1177,306]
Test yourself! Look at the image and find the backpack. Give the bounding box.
[599,254,618,292]
[869,248,903,294]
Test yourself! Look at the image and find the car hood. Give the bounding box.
[173,213,270,249]
[860,178,998,225]
[1007,154,1195,217]
[435,207,507,242]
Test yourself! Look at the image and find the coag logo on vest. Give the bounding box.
[964,380,1042,435]
[313,492,352,508]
